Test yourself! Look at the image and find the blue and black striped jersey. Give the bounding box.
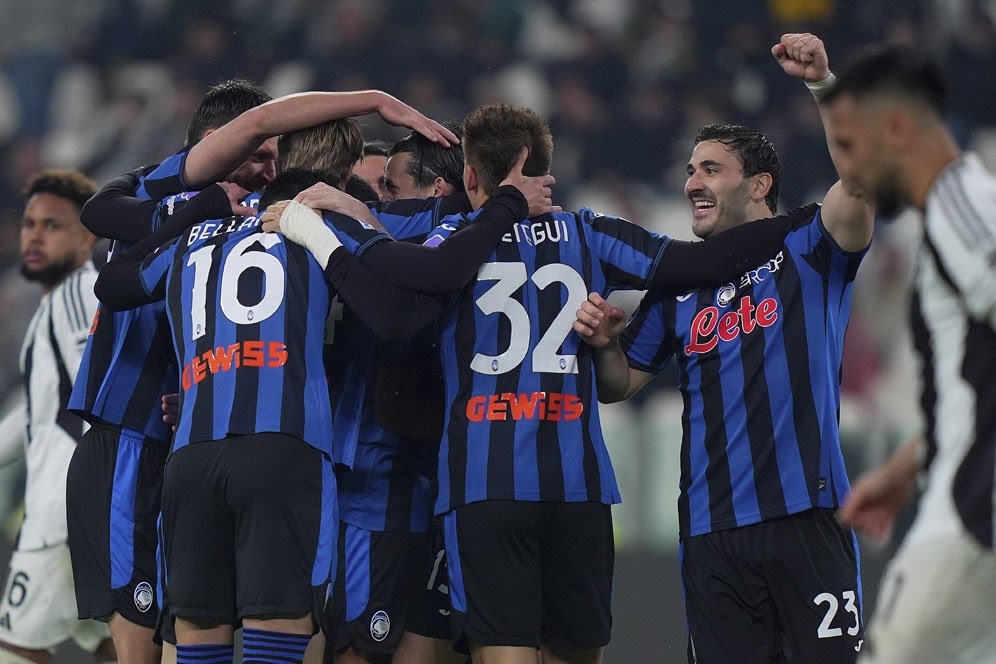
[138,209,387,455]
[69,153,194,441]
[621,205,867,537]
[328,195,460,532]
[423,208,670,514]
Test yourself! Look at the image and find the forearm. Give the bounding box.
[184,90,387,189]
[651,210,808,292]
[890,436,923,481]
[357,186,528,294]
[81,172,159,244]
[96,186,231,310]
[593,341,636,403]
[323,247,446,341]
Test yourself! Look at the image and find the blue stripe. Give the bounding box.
[374,207,437,239]
[173,253,197,447]
[302,258,329,450]
[253,240,287,439]
[311,455,336,586]
[110,428,144,587]
[716,331,760,526]
[675,298,712,536]
[442,511,466,613]
[435,313,459,513]
[344,524,370,621]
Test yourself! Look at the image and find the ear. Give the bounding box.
[883,109,915,148]
[752,172,773,203]
[464,163,479,194]
[431,176,454,198]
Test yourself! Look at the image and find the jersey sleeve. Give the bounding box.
[370,192,474,241]
[139,239,180,301]
[52,268,100,380]
[784,204,868,287]
[580,208,670,291]
[321,211,392,256]
[620,293,675,374]
[136,148,191,201]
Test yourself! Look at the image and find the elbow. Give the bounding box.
[93,272,130,311]
[79,197,104,235]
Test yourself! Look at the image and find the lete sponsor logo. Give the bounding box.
[684,295,779,356]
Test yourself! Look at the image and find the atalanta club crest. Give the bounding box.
[134,582,154,613]
[717,283,737,307]
[370,610,390,642]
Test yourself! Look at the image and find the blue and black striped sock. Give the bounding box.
[241,627,311,664]
[175,643,235,664]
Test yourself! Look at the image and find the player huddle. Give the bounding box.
[1,30,994,664]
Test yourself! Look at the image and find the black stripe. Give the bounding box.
[776,249,823,503]
[121,312,174,440]
[447,290,476,507]
[71,271,91,331]
[383,442,417,530]
[576,214,601,501]
[22,317,37,442]
[953,318,996,548]
[738,280,788,519]
[587,212,662,262]
[83,304,114,412]
[923,228,962,297]
[909,289,938,470]
[693,288,736,531]
[278,243,309,441]
[484,237,523,500]
[676,343,693,536]
[229,239,263,437]
[60,275,79,331]
[534,230,566,502]
[932,176,979,249]
[49,309,84,444]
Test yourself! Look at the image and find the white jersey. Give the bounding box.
[17,261,98,550]
[911,152,996,549]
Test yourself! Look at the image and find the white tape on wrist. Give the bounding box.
[279,200,343,269]
[805,72,837,101]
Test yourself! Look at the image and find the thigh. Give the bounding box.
[860,529,996,664]
[444,501,542,651]
[763,510,863,664]
[539,502,613,651]
[0,545,89,651]
[680,532,775,664]
[160,443,236,624]
[227,433,335,621]
[330,525,430,656]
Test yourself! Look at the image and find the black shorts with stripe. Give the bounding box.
[66,421,167,628]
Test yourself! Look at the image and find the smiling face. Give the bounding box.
[684,140,758,239]
[226,136,279,193]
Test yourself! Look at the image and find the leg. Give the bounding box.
[469,644,538,664]
[392,632,465,664]
[173,619,234,646]
[0,642,49,664]
[160,642,176,664]
[302,631,324,664]
[539,646,602,664]
[94,636,118,663]
[108,612,160,664]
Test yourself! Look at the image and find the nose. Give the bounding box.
[684,172,701,197]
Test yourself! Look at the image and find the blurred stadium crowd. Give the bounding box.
[0,0,994,549]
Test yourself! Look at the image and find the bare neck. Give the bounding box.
[906,127,961,212]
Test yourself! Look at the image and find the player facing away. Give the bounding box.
[267,101,840,664]
[572,33,874,663]
[826,46,996,664]
[66,79,272,664]
[0,171,115,664]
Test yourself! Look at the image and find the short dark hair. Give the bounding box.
[185,79,271,146]
[23,170,97,210]
[462,104,553,197]
[389,121,464,191]
[344,174,380,203]
[363,140,391,158]
[258,168,334,210]
[822,44,947,115]
[694,124,782,213]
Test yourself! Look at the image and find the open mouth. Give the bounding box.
[691,199,716,217]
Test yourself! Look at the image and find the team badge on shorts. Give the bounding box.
[370,610,391,642]
[134,582,154,613]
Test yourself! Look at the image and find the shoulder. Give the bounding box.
[51,262,97,330]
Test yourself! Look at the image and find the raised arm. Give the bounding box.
[183,90,460,190]
[772,32,874,252]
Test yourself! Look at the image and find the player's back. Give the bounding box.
[431,207,666,513]
[141,213,333,455]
